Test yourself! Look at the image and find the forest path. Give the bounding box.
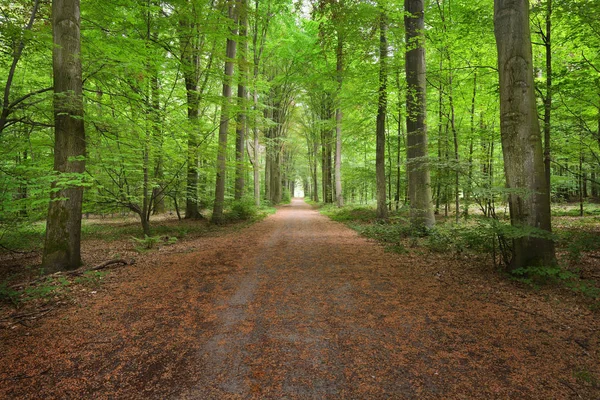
[1,198,598,399]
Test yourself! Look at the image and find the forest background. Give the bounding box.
[0,0,599,290]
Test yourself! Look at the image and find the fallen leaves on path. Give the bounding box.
[1,199,598,399]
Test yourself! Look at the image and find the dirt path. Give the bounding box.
[1,198,598,399]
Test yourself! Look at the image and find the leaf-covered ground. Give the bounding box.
[1,199,599,398]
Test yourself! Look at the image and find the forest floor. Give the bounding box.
[0,198,599,399]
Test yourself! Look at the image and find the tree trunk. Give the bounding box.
[151,73,165,215]
[43,0,86,273]
[375,12,388,219]
[235,0,248,201]
[448,70,459,222]
[543,0,552,202]
[334,34,344,207]
[405,0,435,230]
[494,0,555,270]
[212,2,238,223]
[465,71,477,218]
[180,12,203,219]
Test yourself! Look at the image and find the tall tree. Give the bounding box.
[42,0,86,272]
[212,1,238,223]
[494,0,555,270]
[334,30,344,207]
[180,2,204,219]
[375,10,388,219]
[405,0,435,230]
[235,0,248,200]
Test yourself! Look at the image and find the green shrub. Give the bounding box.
[228,198,258,220]
[131,234,161,250]
[281,189,291,204]
[510,265,576,287]
[74,270,107,287]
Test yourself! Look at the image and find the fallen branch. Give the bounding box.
[12,259,134,288]
[65,258,131,276]
[91,258,130,271]
[0,307,53,323]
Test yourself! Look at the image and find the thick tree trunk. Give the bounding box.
[494,0,555,270]
[212,2,238,223]
[180,12,203,219]
[235,0,248,201]
[43,0,86,272]
[334,34,344,208]
[375,12,388,219]
[184,83,202,219]
[405,0,435,230]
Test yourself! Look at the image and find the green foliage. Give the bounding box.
[0,222,45,251]
[227,198,259,221]
[510,265,576,287]
[559,230,600,264]
[21,275,71,302]
[510,265,600,300]
[321,205,378,223]
[281,189,291,204]
[73,270,107,288]
[131,235,161,251]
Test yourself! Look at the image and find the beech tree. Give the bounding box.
[212,0,238,223]
[375,10,388,220]
[494,0,555,270]
[405,0,434,230]
[42,0,86,271]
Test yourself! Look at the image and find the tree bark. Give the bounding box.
[334,34,344,207]
[405,0,435,230]
[494,0,555,270]
[375,12,388,219]
[543,0,552,201]
[212,2,238,223]
[235,0,248,201]
[43,0,86,272]
[180,10,203,219]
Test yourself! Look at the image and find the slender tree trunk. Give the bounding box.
[395,67,403,210]
[543,0,552,202]
[235,0,248,200]
[313,139,319,202]
[212,2,238,223]
[151,73,165,215]
[494,0,555,270]
[334,34,344,207]
[448,71,460,223]
[43,0,86,272]
[405,0,435,230]
[253,90,261,206]
[465,71,477,218]
[579,137,584,217]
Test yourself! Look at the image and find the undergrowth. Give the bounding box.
[320,204,600,304]
[0,270,108,308]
